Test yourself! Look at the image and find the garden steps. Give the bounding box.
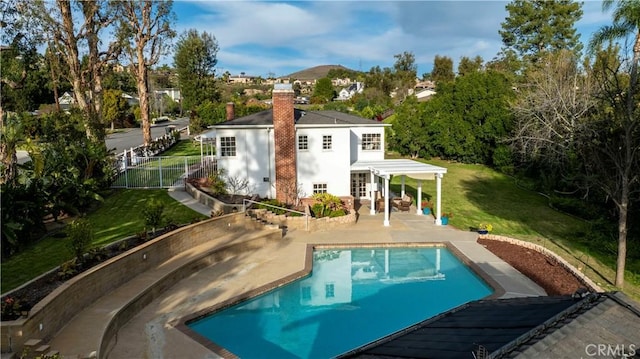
[46,219,281,359]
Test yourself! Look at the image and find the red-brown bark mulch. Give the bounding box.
[478,238,586,296]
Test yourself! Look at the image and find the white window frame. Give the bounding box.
[322,135,332,151]
[313,183,327,194]
[220,136,236,157]
[298,135,308,151]
[362,133,381,151]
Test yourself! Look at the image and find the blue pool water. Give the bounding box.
[188,247,493,358]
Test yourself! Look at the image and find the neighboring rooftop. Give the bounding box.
[213,108,386,127]
[338,292,640,359]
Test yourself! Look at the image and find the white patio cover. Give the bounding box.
[351,159,447,226]
[194,129,216,158]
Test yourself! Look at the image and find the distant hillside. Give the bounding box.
[284,64,358,80]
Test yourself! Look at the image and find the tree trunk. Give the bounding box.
[137,61,152,146]
[615,181,629,287]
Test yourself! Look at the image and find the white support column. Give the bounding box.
[384,175,390,226]
[384,249,389,275]
[400,176,405,197]
[435,173,443,225]
[416,180,423,215]
[199,138,204,165]
[370,169,376,215]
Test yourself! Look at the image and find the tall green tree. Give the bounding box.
[312,77,335,103]
[587,0,640,288]
[173,29,219,112]
[364,65,394,96]
[393,51,418,101]
[102,89,130,131]
[431,55,454,84]
[31,0,119,143]
[500,0,583,65]
[457,56,484,76]
[116,0,176,146]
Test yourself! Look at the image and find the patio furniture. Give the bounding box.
[392,194,412,212]
[376,196,386,213]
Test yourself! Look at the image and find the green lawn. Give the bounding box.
[162,139,205,156]
[390,157,640,300]
[1,189,207,293]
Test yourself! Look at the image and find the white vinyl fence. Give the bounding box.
[111,154,217,189]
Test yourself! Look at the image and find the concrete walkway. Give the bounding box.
[102,205,545,358]
[168,188,212,217]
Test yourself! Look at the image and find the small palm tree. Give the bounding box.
[589,0,640,84]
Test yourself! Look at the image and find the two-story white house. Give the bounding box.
[208,84,448,226]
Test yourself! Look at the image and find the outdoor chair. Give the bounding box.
[392,194,412,212]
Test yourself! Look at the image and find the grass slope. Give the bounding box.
[390,158,639,300]
[1,189,207,293]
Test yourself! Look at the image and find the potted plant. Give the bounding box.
[441,212,453,225]
[421,201,432,215]
[478,223,493,235]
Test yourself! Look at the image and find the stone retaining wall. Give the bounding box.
[479,234,603,292]
[249,208,357,231]
[185,182,244,214]
[0,214,269,355]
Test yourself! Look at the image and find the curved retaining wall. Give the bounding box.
[479,234,603,292]
[0,214,276,355]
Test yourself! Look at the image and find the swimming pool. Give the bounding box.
[187,247,493,358]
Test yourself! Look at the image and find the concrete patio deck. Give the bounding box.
[50,204,546,358]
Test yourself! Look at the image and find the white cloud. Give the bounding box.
[170,0,612,77]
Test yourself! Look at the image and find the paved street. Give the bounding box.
[106,117,190,154]
[16,117,190,163]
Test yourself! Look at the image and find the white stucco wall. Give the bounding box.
[215,123,387,199]
[215,128,274,198]
[349,126,386,163]
[296,127,351,197]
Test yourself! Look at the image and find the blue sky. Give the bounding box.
[170,1,613,78]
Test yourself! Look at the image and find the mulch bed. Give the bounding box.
[478,238,586,296]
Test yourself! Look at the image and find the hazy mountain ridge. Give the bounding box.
[284,64,357,80]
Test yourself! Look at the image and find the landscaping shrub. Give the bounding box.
[311,203,325,218]
[548,196,602,220]
[329,209,346,218]
[66,218,94,264]
[207,169,228,195]
[142,198,166,235]
[311,193,345,218]
[258,199,287,215]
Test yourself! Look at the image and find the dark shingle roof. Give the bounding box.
[498,292,640,359]
[213,109,382,127]
[338,293,640,359]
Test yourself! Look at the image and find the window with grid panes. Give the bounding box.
[220,137,236,157]
[298,135,308,150]
[322,135,332,150]
[362,133,381,150]
[313,183,327,194]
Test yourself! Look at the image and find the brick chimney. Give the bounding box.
[272,84,297,204]
[225,102,235,121]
